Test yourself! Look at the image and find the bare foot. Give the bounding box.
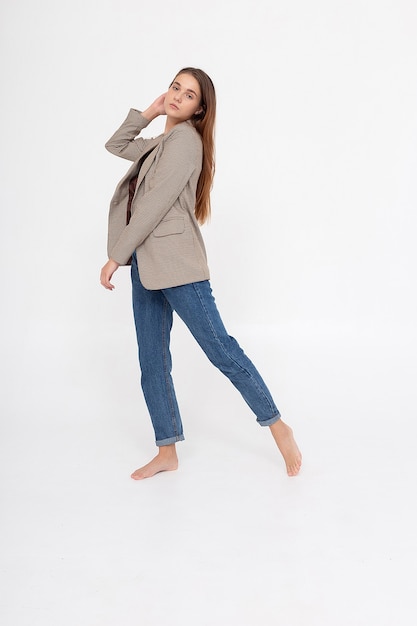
[269,419,302,476]
[131,444,178,480]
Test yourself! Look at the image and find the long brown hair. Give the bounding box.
[173,67,216,224]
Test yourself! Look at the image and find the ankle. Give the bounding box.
[157,444,177,458]
[270,419,290,435]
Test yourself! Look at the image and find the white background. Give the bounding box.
[1,1,417,625]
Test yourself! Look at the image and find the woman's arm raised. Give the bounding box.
[104,94,167,162]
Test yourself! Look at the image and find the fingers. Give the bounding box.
[100,259,119,290]
[100,271,114,290]
[155,93,167,114]
[101,279,115,290]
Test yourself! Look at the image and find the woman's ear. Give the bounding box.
[194,106,206,118]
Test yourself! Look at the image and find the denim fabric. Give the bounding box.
[131,252,281,446]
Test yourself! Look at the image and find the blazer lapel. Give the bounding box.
[113,135,163,195]
[134,136,163,188]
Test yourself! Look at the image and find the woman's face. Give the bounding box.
[164,73,202,124]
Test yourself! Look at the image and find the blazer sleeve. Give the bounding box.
[105,109,155,162]
[109,125,201,265]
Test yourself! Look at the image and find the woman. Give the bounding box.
[100,67,302,479]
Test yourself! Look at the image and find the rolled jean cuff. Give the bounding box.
[156,434,185,447]
[257,412,281,427]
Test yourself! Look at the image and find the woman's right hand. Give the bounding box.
[142,93,167,121]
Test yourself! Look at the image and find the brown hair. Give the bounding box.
[173,67,216,224]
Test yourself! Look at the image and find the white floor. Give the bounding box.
[1,318,416,626]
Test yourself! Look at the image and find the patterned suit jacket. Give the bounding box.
[106,109,210,289]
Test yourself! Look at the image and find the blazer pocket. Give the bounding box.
[153,217,185,237]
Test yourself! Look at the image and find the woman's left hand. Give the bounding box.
[100,259,120,290]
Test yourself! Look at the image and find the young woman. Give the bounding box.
[100,67,302,480]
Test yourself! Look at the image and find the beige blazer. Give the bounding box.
[105,109,210,290]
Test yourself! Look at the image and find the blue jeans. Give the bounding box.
[131,252,281,446]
